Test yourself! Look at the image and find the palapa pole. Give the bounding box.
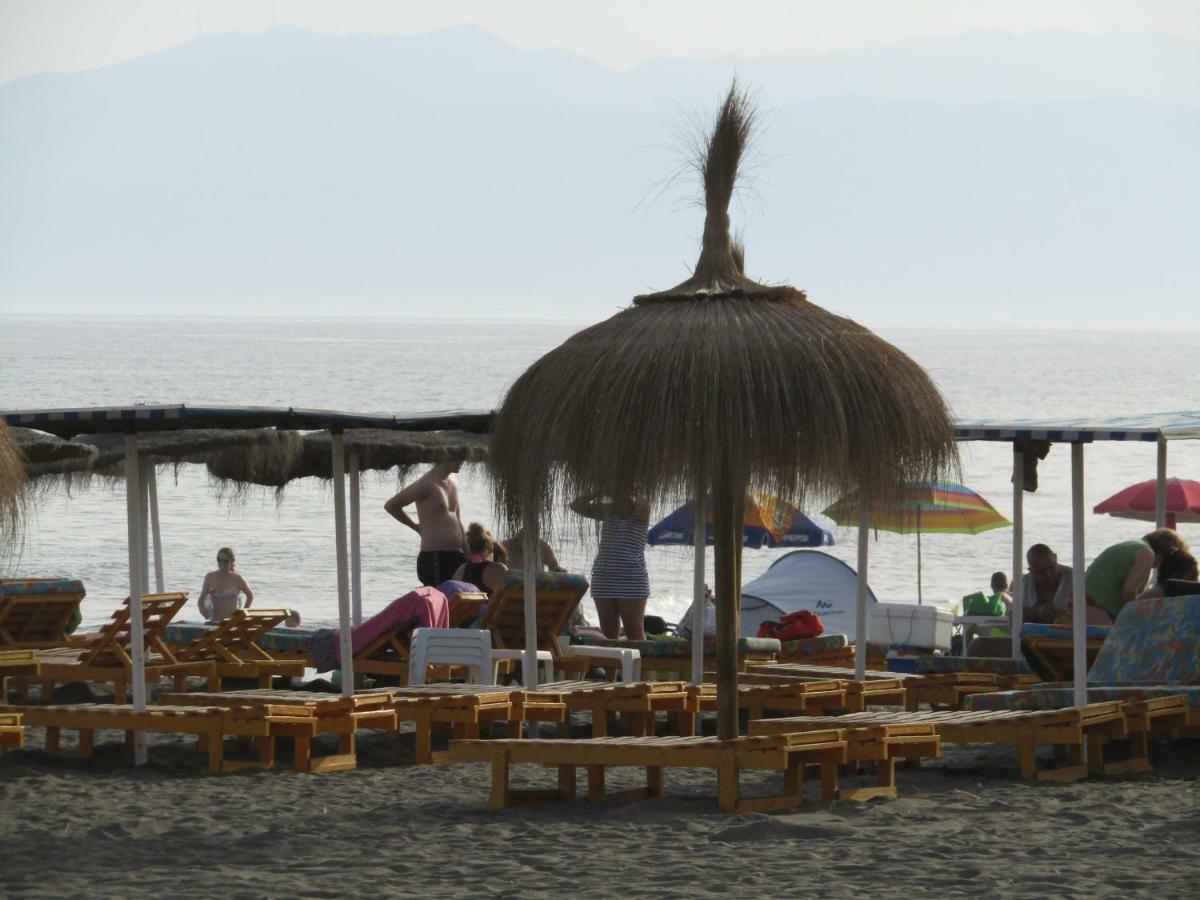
[855,499,870,681]
[916,505,923,605]
[713,478,741,740]
[522,515,540,688]
[1071,443,1087,709]
[1156,437,1167,530]
[124,434,148,764]
[331,431,355,697]
[349,448,363,626]
[138,457,151,596]
[147,463,165,593]
[691,493,707,685]
[1011,447,1024,659]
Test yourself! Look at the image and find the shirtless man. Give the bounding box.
[385,462,467,587]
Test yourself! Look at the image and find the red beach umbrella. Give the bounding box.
[1093,477,1200,530]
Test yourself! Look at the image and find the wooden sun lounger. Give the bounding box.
[1022,634,1106,682]
[903,672,1041,712]
[749,718,942,800]
[0,580,85,649]
[748,703,1135,782]
[0,702,305,773]
[449,730,849,813]
[0,711,22,755]
[158,688,397,773]
[484,576,592,680]
[389,684,526,764]
[169,608,305,690]
[30,593,214,703]
[747,663,907,711]
[681,675,849,734]
[514,680,692,737]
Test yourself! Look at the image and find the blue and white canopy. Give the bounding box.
[954,410,1200,443]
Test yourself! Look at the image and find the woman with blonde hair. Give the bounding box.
[198,546,254,622]
[451,523,509,595]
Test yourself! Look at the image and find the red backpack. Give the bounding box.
[775,609,825,641]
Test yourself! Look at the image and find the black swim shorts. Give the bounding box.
[416,550,466,587]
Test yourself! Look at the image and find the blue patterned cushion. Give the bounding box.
[915,655,1033,675]
[499,571,590,594]
[966,684,1200,711]
[1,578,86,597]
[1019,622,1112,642]
[573,634,780,658]
[1087,594,1200,684]
[779,633,848,657]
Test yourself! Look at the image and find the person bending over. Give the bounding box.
[1085,528,1190,623]
[1136,548,1199,601]
[385,461,466,587]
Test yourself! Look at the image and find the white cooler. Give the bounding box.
[868,602,954,651]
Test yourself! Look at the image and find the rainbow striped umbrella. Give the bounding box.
[823,482,1010,604]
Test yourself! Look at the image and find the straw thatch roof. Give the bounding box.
[489,84,958,531]
[0,422,26,543]
[487,83,959,738]
[205,429,489,489]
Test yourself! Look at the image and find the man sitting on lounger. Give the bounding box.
[385,462,467,587]
[1021,544,1073,624]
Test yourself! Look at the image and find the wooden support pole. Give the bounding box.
[713,480,741,741]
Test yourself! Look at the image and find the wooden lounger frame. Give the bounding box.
[0,584,85,649]
[681,675,848,734]
[515,680,692,737]
[0,711,22,755]
[1022,635,1106,682]
[30,594,215,703]
[484,581,591,680]
[159,688,397,773]
[750,719,942,800]
[390,684,526,764]
[903,672,1041,712]
[751,702,1140,781]
[449,731,849,813]
[170,608,305,689]
[746,663,907,711]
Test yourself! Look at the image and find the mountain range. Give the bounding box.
[1,25,1196,325]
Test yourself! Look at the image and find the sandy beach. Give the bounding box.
[2,715,1198,899]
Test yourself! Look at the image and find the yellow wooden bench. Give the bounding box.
[0,711,22,755]
[514,679,691,737]
[680,675,849,735]
[449,730,849,813]
[159,688,396,773]
[747,663,908,711]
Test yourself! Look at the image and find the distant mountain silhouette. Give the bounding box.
[1,25,1196,325]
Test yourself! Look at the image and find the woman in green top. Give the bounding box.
[1084,528,1190,621]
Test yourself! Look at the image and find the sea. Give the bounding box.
[3,315,1198,630]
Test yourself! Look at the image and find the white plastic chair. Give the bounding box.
[561,645,642,681]
[408,628,493,685]
[491,648,555,684]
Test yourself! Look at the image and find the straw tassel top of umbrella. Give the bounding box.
[0,422,26,544]
[488,83,959,738]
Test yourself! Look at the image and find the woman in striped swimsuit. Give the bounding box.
[571,494,651,641]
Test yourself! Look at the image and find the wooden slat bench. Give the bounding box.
[747,702,1132,781]
[449,731,849,813]
[389,684,525,764]
[749,718,941,800]
[681,676,848,734]
[159,689,397,773]
[514,680,691,737]
[747,663,907,711]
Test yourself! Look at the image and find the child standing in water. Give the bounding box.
[198,546,254,622]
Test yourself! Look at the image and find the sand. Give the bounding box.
[2,715,1199,899]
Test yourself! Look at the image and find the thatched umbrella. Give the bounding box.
[488,84,959,739]
[0,422,26,545]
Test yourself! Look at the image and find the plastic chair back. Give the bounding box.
[408,627,493,685]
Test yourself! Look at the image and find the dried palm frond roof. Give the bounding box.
[0,422,26,543]
[489,81,959,532]
[205,429,489,489]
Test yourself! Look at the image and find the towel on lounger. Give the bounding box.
[311,587,449,672]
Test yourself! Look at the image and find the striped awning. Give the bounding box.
[1,404,494,438]
[953,410,1200,443]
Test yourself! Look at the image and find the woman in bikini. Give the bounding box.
[451,523,509,596]
[198,546,254,622]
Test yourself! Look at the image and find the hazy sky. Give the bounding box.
[3,0,1198,83]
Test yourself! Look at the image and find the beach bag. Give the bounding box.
[776,609,825,641]
[677,595,717,639]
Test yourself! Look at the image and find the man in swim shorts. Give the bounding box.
[385,461,467,586]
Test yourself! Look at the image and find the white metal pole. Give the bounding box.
[349,448,363,626]
[1011,446,1024,659]
[854,500,870,681]
[691,495,707,685]
[331,433,355,697]
[1071,443,1087,708]
[147,463,165,593]
[138,458,151,597]
[1156,437,1167,529]
[124,434,148,764]
[522,518,540,688]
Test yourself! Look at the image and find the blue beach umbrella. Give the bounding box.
[647,496,836,549]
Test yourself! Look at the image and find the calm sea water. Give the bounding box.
[3,316,1198,629]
